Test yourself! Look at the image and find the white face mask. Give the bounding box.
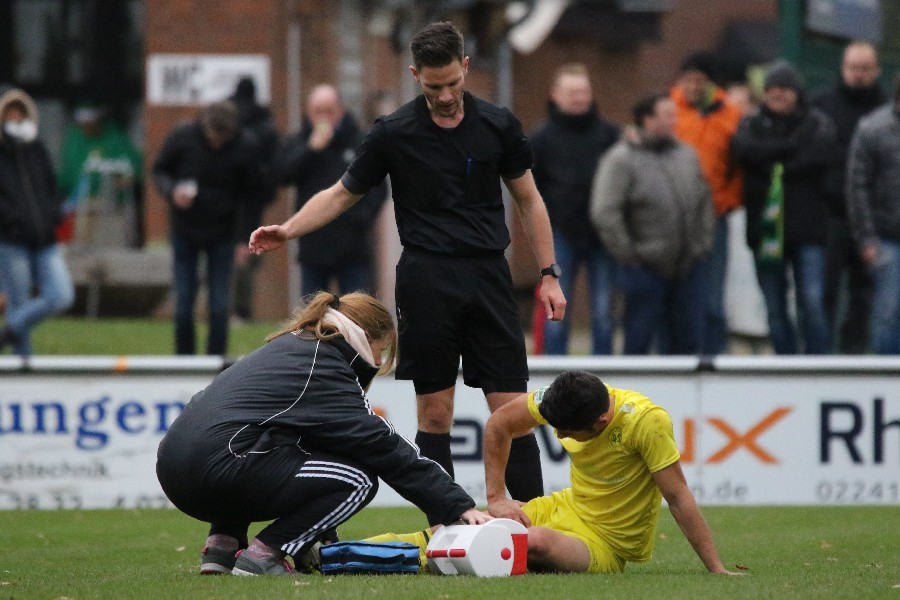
[3,119,38,143]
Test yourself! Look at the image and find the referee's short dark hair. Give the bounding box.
[410,21,464,71]
[538,371,610,431]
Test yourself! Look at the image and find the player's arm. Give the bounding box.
[652,462,742,575]
[504,171,566,322]
[484,394,538,526]
[248,180,363,254]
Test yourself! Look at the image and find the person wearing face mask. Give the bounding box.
[0,85,75,355]
[156,291,490,576]
[590,93,714,355]
[731,61,838,355]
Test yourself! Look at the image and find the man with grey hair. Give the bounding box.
[153,100,264,355]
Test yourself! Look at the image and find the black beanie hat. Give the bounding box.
[679,51,719,81]
[764,61,805,92]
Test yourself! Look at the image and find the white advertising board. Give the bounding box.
[1,358,898,509]
[146,54,271,106]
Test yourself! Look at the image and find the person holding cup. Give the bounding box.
[152,101,264,355]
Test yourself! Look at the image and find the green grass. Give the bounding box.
[1,506,898,599]
[25,316,282,357]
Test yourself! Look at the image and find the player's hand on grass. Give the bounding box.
[249,225,288,254]
[487,498,531,527]
[457,508,493,525]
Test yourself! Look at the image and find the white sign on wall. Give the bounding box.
[146,54,271,106]
[1,360,898,510]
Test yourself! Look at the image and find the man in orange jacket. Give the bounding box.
[671,52,743,355]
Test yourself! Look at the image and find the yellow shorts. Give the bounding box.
[522,488,626,573]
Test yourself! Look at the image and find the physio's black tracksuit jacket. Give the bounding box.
[157,332,475,525]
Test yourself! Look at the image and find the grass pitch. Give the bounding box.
[1,505,897,599]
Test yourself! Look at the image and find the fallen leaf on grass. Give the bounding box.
[735,564,750,571]
[827,557,839,562]
[892,584,900,589]
[658,533,667,540]
[820,541,832,549]
[175,546,186,552]
[866,563,881,568]
[293,581,310,586]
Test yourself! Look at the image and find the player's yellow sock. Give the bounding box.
[364,530,431,571]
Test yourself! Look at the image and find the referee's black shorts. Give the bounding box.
[394,249,528,394]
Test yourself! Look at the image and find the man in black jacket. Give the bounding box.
[0,85,74,355]
[275,84,387,296]
[731,62,837,355]
[152,101,263,355]
[811,42,886,354]
[531,64,619,355]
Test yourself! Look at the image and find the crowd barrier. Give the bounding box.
[1,355,898,509]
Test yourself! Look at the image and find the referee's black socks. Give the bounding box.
[415,431,455,479]
[415,430,543,503]
[505,432,543,502]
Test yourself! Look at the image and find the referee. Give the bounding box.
[250,21,566,512]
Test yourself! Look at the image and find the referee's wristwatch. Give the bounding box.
[540,263,561,279]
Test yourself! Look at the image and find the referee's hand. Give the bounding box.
[249,224,288,255]
[539,278,567,321]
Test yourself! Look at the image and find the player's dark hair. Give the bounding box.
[410,21,464,70]
[632,92,669,127]
[538,371,610,431]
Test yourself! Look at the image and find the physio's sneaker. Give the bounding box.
[199,546,238,575]
[232,550,296,576]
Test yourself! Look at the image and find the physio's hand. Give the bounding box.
[487,498,531,527]
[457,508,493,525]
[540,277,567,321]
[249,225,288,255]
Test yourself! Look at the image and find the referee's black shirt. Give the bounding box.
[341,91,533,257]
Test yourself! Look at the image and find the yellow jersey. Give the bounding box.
[527,385,680,562]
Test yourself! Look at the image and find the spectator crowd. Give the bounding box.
[1,39,899,357]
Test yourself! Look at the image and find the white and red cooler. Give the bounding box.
[425,518,528,577]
